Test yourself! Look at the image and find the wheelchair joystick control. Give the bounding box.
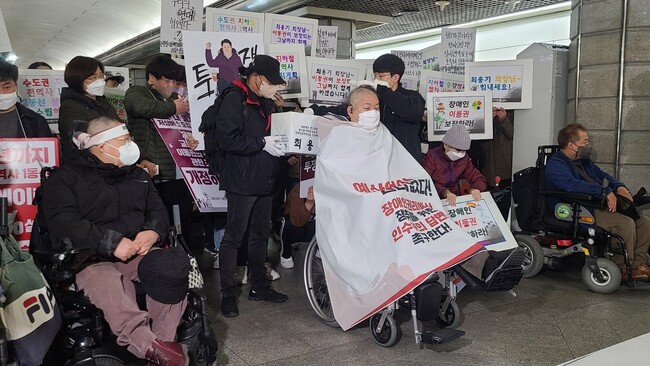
[495,176,501,189]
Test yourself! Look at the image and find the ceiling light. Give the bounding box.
[505,0,521,11]
[435,1,451,12]
[6,54,17,62]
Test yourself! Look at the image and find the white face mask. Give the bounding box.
[86,79,106,96]
[105,140,140,166]
[0,92,18,110]
[259,81,280,99]
[446,150,466,161]
[357,110,380,128]
[373,79,390,88]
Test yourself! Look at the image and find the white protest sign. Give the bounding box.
[182,30,264,147]
[265,13,318,57]
[426,91,493,141]
[356,59,375,81]
[271,112,319,155]
[388,50,422,91]
[465,59,534,109]
[421,43,440,71]
[0,8,12,52]
[205,8,264,33]
[419,70,465,98]
[316,26,338,59]
[0,138,59,249]
[440,27,476,75]
[305,57,363,106]
[315,119,482,330]
[160,0,203,55]
[153,115,227,212]
[17,69,66,127]
[267,44,308,99]
[442,193,517,253]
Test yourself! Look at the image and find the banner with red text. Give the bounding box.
[153,115,227,212]
[0,138,59,249]
[314,118,481,330]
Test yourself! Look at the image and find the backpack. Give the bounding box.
[199,86,248,176]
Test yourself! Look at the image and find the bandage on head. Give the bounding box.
[73,124,130,150]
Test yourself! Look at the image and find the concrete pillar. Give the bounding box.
[568,0,650,192]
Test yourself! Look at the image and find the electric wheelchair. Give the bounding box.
[303,235,525,348]
[512,145,648,293]
[21,167,218,366]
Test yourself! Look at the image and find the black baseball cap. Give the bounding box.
[240,55,285,85]
[105,71,125,84]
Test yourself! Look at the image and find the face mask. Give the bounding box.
[576,144,593,159]
[105,140,140,166]
[174,86,186,97]
[446,150,466,161]
[357,110,380,128]
[373,79,390,88]
[259,81,280,99]
[86,79,106,96]
[0,92,18,110]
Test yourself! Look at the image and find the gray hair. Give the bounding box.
[346,85,378,107]
[86,116,122,135]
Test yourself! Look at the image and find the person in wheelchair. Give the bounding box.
[545,123,650,281]
[41,116,188,365]
[422,124,487,206]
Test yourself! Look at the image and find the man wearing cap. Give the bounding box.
[422,124,487,206]
[105,71,126,88]
[208,54,288,317]
[372,53,426,162]
[42,116,188,365]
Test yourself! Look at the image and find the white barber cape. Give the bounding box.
[314,115,482,330]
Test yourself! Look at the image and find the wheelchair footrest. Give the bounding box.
[626,280,650,289]
[421,328,465,345]
[485,267,524,292]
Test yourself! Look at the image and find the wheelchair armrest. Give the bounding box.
[451,265,485,291]
[539,191,594,202]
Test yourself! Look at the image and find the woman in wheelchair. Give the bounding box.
[422,124,487,206]
[545,123,650,282]
[40,116,188,366]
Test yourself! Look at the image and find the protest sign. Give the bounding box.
[356,59,375,81]
[205,8,264,33]
[426,91,492,141]
[265,13,318,57]
[18,69,66,132]
[440,27,476,75]
[315,117,481,330]
[160,0,202,55]
[182,30,264,147]
[392,49,421,90]
[316,26,338,59]
[267,44,308,99]
[0,8,12,52]
[104,88,127,121]
[465,59,534,109]
[153,115,227,212]
[421,43,440,71]
[0,138,59,249]
[299,155,316,198]
[306,57,363,106]
[104,66,130,93]
[419,70,465,97]
[271,112,319,155]
[442,193,516,252]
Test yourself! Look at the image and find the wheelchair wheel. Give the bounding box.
[436,298,461,329]
[516,234,544,278]
[369,312,400,347]
[581,258,621,294]
[303,238,340,328]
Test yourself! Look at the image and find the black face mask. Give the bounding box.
[576,144,594,159]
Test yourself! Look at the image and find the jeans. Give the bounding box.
[219,193,272,296]
[280,217,315,259]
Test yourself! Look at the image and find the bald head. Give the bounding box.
[346,86,380,122]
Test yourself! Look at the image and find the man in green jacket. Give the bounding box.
[124,55,193,246]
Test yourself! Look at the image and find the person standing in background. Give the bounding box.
[481,107,514,188]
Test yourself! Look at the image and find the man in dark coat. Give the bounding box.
[0,60,52,138]
[42,116,186,366]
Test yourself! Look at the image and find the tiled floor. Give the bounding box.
[197,242,650,366]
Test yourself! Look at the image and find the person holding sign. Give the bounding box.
[372,53,426,162]
[205,39,243,94]
[59,56,120,163]
[481,107,514,188]
[0,60,52,138]
[207,55,288,317]
[422,124,487,206]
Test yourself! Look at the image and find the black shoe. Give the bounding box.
[221,296,239,317]
[248,287,288,303]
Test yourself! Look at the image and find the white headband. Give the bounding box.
[73,124,130,150]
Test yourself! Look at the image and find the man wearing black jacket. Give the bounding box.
[42,116,186,366]
[212,55,288,317]
[0,60,52,138]
[372,53,426,162]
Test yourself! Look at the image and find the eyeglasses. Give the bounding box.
[373,72,391,79]
[86,73,105,83]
